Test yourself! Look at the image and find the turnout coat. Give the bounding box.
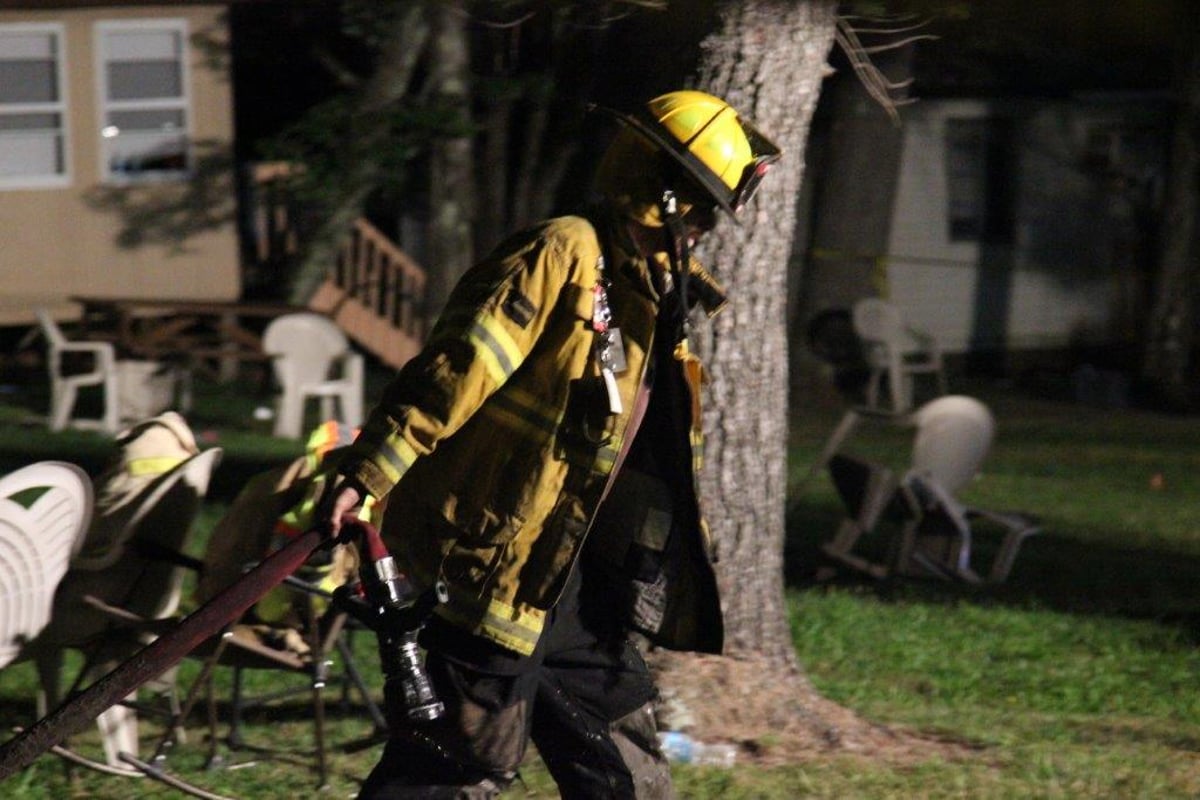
[341,206,725,656]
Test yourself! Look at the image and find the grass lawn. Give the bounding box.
[1,364,1199,797]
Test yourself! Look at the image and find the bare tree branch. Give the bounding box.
[833,11,936,126]
[311,44,362,90]
[289,3,432,304]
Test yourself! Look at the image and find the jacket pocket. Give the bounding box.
[589,467,675,636]
[440,537,507,599]
[443,439,566,546]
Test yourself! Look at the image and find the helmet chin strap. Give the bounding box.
[659,188,691,346]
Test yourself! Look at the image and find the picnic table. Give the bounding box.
[72,296,301,382]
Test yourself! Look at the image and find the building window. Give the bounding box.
[0,24,69,188]
[944,117,1015,244]
[944,118,987,241]
[97,20,190,182]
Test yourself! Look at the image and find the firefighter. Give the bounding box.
[196,420,375,654]
[73,411,199,569]
[319,90,781,798]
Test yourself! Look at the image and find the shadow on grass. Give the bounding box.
[785,497,1200,643]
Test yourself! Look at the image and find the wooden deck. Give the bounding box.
[72,296,302,382]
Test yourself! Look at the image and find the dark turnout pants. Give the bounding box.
[357,566,673,799]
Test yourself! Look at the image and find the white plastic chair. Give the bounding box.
[36,309,121,434]
[0,462,93,669]
[263,313,364,438]
[892,396,996,580]
[909,395,994,496]
[852,298,947,414]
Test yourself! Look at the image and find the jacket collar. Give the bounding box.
[592,202,728,317]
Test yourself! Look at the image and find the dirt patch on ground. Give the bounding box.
[647,651,976,768]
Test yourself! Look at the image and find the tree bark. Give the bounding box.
[476,86,514,256]
[1142,20,1200,409]
[691,0,837,666]
[425,1,476,317]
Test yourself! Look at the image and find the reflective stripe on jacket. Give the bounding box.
[343,208,725,656]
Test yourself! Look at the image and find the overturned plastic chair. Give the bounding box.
[0,462,93,669]
[852,298,947,414]
[820,395,1040,584]
[895,396,1041,583]
[263,313,364,438]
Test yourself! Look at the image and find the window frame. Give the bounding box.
[94,17,192,184]
[0,22,71,191]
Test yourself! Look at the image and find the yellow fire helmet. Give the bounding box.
[594,90,782,223]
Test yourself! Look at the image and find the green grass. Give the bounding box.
[779,383,1200,798]
[2,367,1200,797]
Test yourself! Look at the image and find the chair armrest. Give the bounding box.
[332,351,365,381]
[58,341,117,373]
[964,506,1042,582]
[904,326,941,356]
[58,339,116,358]
[965,506,1040,535]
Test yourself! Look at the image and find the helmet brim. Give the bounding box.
[590,102,781,218]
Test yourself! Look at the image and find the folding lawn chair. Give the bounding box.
[181,573,387,789]
[819,395,1041,584]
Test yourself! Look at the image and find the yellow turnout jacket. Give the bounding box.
[342,206,725,656]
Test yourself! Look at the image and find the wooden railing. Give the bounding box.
[306,217,427,369]
[249,163,428,370]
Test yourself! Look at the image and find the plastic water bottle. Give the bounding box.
[657,731,737,768]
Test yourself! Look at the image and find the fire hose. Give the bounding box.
[0,515,442,781]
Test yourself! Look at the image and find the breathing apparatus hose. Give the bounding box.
[659,189,692,347]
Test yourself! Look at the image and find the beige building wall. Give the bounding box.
[0,4,239,325]
[886,100,1126,354]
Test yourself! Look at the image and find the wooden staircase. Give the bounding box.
[250,163,427,370]
[306,218,426,370]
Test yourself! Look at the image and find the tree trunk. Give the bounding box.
[1142,21,1200,409]
[425,1,476,317]
[647,1,955,762]
[476,88,514,256]
[792,43,913,404]
[692,0,837,666]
